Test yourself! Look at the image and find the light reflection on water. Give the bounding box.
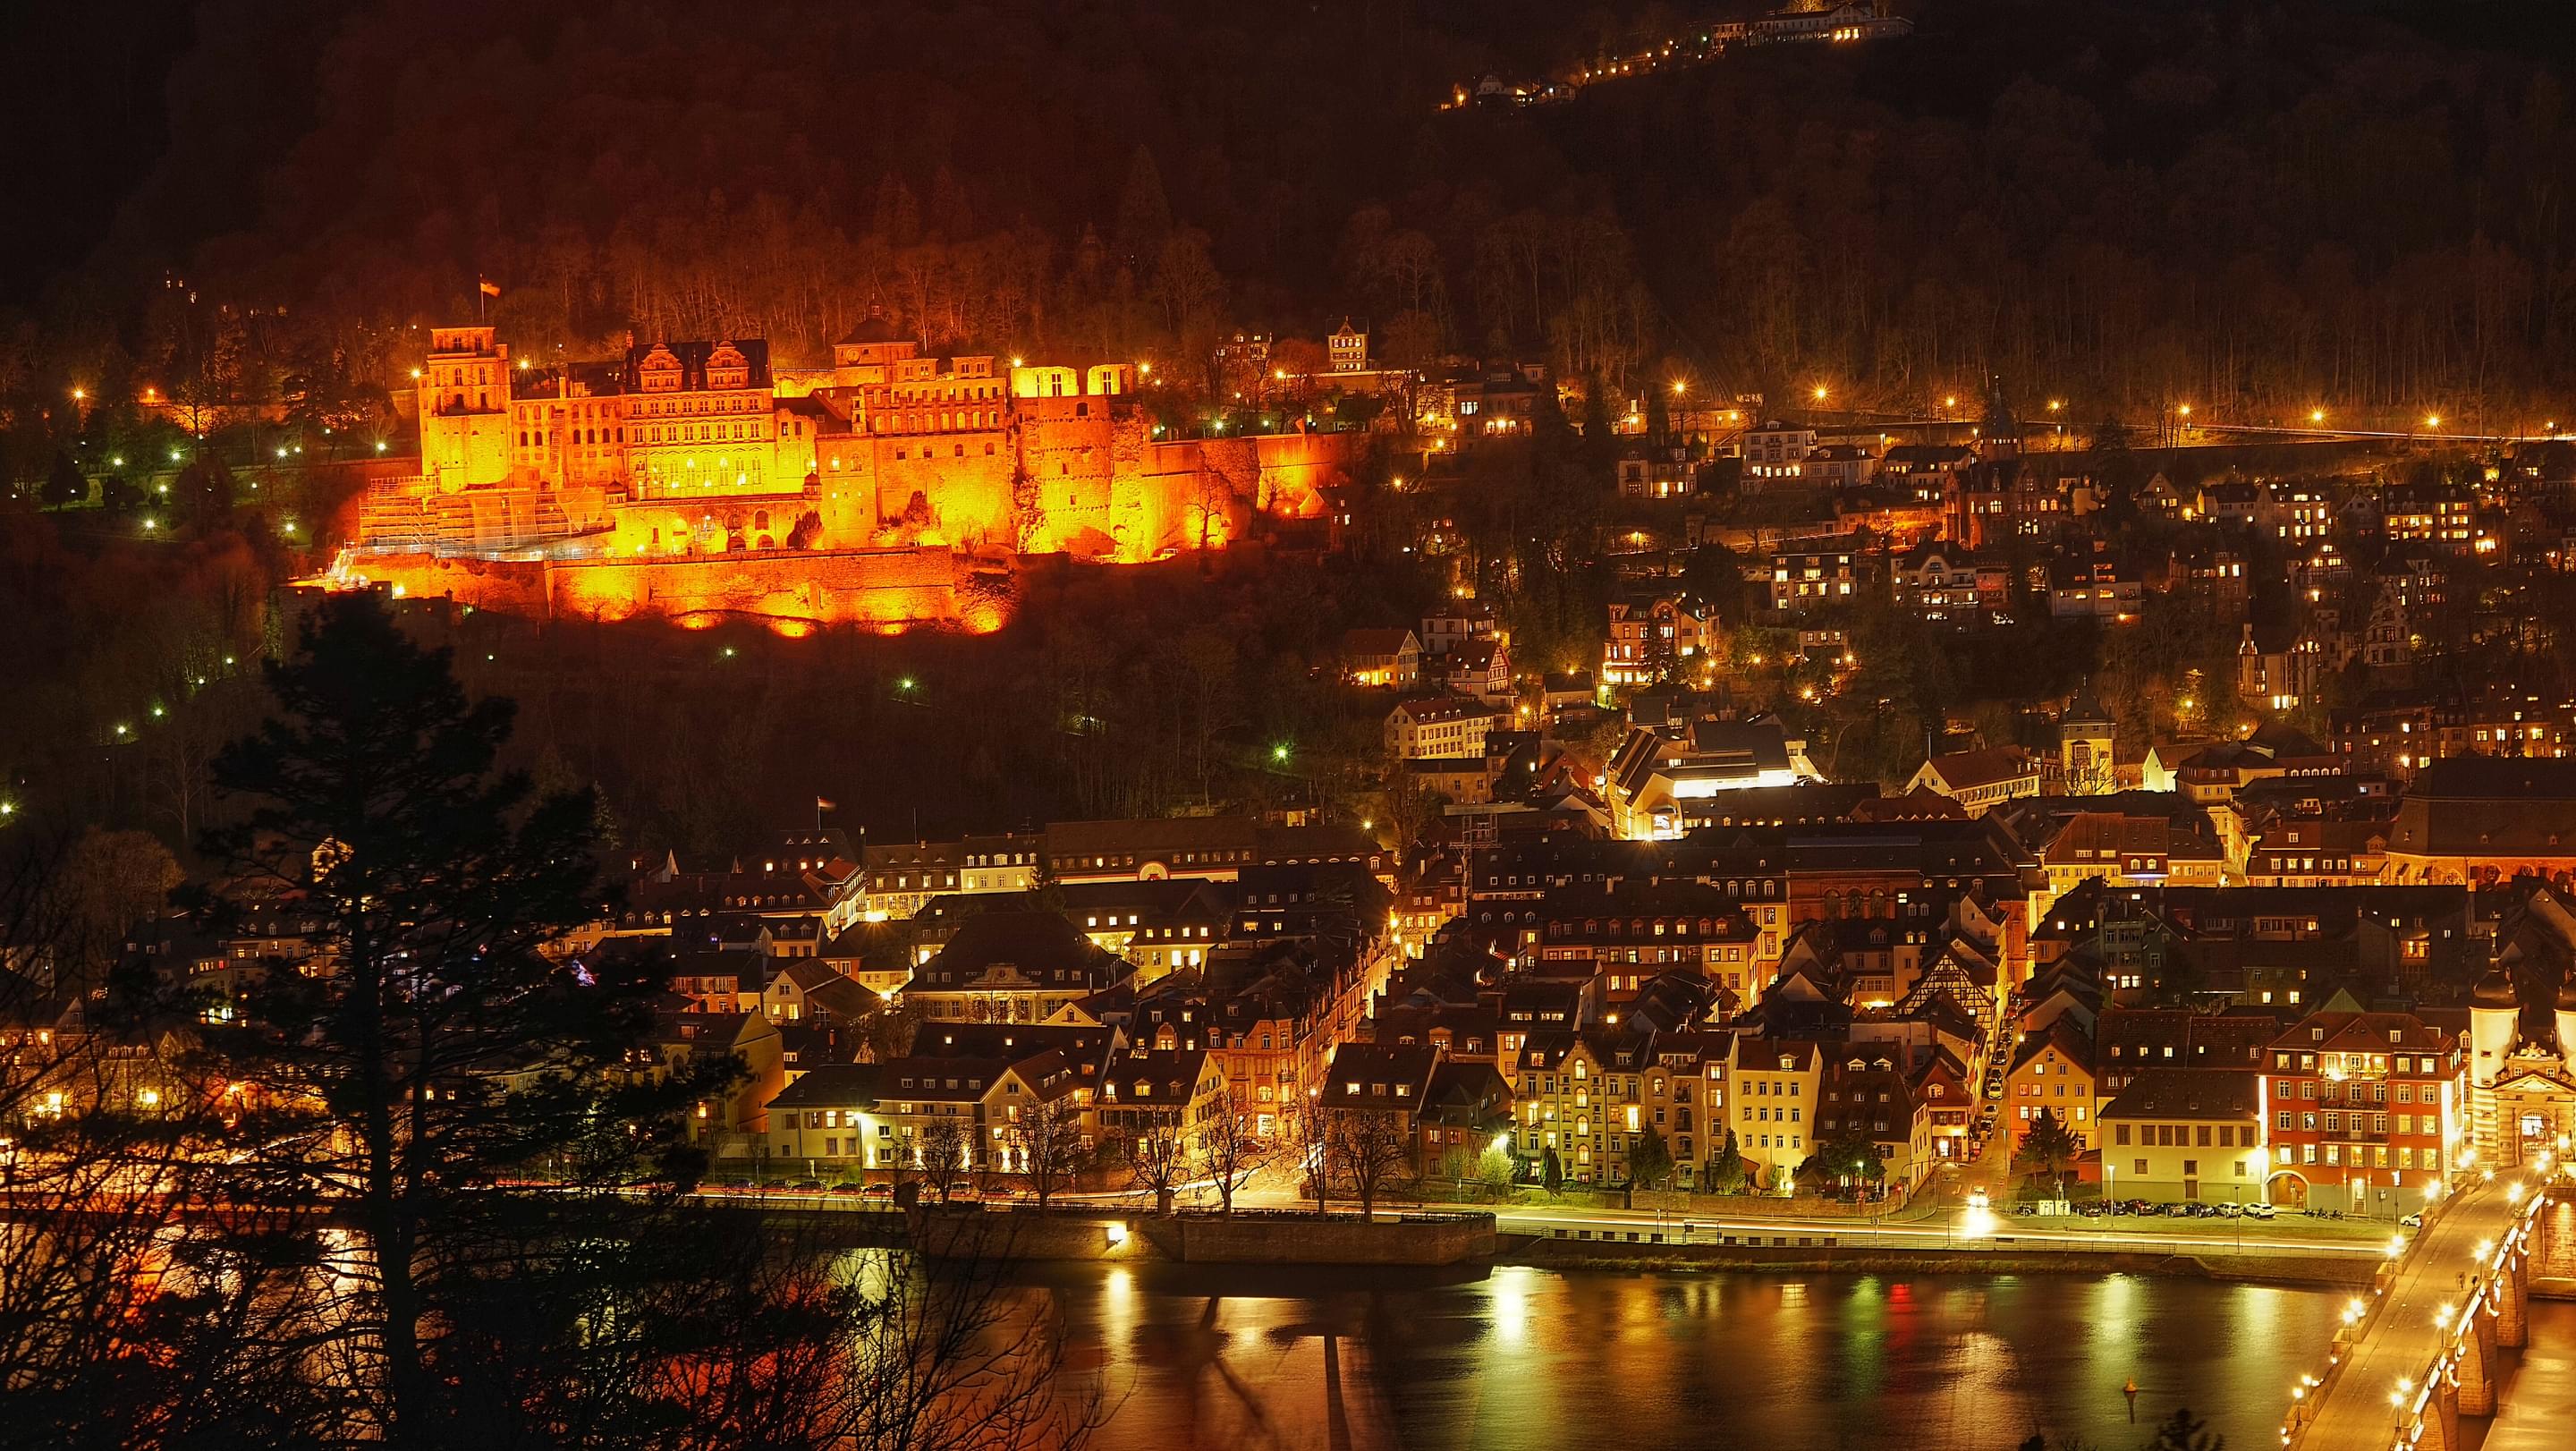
[1016,1262,2343,1451]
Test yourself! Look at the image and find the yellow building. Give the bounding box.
[1514,1031,1654,1184]
[1729,1037,1822,1192]
[2004,1020,2099,1147]
[2099,1068,2266,1205]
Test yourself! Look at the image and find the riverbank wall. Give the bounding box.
[911,1206,1496,1267]
[1500,1232,2380,1287]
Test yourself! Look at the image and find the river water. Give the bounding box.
[1024,1261,2344,1451]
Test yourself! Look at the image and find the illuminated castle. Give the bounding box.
[350,325,1356,630]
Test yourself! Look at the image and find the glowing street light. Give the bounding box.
[1944,395,1957,409]
[2310,409,2325,423]
[1272,743,1292,762]
[70,387,86,403]
[2425,413,2443,429]
[1811,384,1829,403]
[2046,399,2063,412]
[1670,380,1687,396]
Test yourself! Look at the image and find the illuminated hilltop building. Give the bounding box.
[353,324,1353,629]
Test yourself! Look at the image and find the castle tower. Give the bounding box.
[2474,967,2525,1084]
[2471,966,2522,1164]
[418,325,514,493]
[2059,684,2114,795]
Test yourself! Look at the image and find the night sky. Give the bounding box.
[0,1,193,307]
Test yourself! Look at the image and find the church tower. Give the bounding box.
[2059,684,2114,795]
[1978,374,2021,462]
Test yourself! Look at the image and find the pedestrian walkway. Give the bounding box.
[2294,1178,2521,1448]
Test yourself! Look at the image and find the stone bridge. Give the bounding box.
[2284,1166,2572,1449]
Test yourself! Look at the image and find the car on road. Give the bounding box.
[2401,1211,2424,1227]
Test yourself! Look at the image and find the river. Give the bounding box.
[1021,1261,2344,1451]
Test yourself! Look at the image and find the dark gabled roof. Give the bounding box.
[2011,1019,2096,1075]
[909,911,1124,992]
[1321,1042,1442,1109]
[1341,627,1420,656]
[766,1063,883,1112]
[1099,1048,1215,1107]
[911,1019,1120,1065]
[2099,1068,2260,1123]
[1919,747,2037,793]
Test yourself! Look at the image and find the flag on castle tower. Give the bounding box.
[478,277,502,297]
[816,796,836,812]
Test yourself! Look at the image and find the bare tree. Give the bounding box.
[919,1116,973,1205]
[1289,1096,1333,1217]
[1117,1107,1190,1216]
[1326,1107,1416,1219]
[1004,1092,1087,1209]
[1199,1105,1273,1215]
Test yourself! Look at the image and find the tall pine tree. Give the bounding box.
[192,592,716,1441]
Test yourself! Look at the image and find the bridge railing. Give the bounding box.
[2284,1168,2565,1450]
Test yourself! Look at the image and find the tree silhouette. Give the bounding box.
[42,452,86,507]
[2015,1108,2083,1200]
[1626,1124,1674,1203]
[187,591,719,1440]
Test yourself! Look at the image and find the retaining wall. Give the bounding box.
[909,1206,1495,1267]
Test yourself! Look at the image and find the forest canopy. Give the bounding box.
[8,0,2576,440]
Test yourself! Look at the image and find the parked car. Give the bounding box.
[860,1182,894,1202]
[2402,1211,2424,1228]
[791,1178,825,1192]
[2243,1201,2276,1219]
[2216,1201,2241,1218]
[827,1182,863,1196]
